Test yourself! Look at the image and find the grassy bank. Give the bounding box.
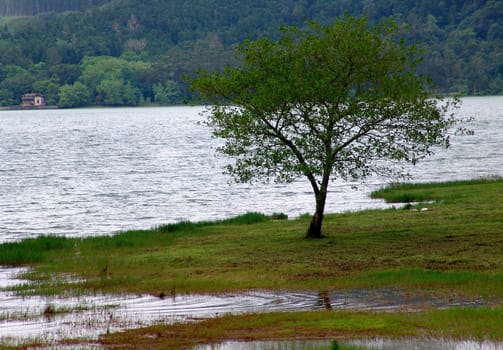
[100,307,503,349]
[1,178,502,297]
[1,178,502,348]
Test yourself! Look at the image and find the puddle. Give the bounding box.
[0,267,496,346]
[197,339,503,350]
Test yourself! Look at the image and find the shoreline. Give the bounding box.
[0,105,59,111]
[0,178,502,348]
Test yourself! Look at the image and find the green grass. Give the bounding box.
[0,235,74,265]
[370,176,503,204]
[99,306,503,349]
[1,178,502,298]
[156,211,275,233]
[1,178,503,349]
[357,268,503,290]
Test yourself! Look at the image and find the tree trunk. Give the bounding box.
[305,168,330,238]
[306,189,327,239]
[306,210,324,238]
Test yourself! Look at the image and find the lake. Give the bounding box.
[0,96,502,346]
[0,96,502,243]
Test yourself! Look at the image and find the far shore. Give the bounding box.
[0,105,59,111]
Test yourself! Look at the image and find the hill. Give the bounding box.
[0,0,501,107]
[0,0,105,16]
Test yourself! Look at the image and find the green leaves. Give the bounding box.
[58,81,91,108]
[193,15,460,184]
[192,16,465,235]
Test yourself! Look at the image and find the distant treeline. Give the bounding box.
[0,0,501,108]
[0,0,104,16]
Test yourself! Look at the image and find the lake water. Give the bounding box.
[0,96,502,346]
[1,96,502,243]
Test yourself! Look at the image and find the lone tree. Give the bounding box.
[192,16,462,238]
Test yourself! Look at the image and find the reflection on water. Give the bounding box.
[348,338,503,350]
[0,267,491,345]
[198,339,503,350]
[196,340,334,350]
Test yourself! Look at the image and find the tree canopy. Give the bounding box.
[0,0,501,107]
[192,16,463,238]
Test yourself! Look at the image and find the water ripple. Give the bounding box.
[0,98,502,243]
[0,267,492,345]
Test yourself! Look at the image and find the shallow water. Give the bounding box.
[0,267,491,345]
[198,339,503,350]
[348,338,503,350]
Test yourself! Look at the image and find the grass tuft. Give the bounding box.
[221,211,271,225]
[156,211,272,233]
[0,236,73,265]
[85,230,159,248]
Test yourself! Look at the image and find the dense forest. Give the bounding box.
[0,0,105,16]
[0,0,502,107]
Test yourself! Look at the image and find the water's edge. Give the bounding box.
[0,267,497,346]
[197,339,503,350]
[1,97,502,243]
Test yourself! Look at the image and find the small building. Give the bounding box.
[21,93,46,107]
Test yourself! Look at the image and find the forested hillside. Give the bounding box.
[0,0,105,16]
[0,0,501,107]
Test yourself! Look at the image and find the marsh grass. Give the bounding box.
[1,179,502,298]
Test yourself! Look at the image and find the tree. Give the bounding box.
[153,80,181,105]
[79,56,150,105]
[0,65,34,105]
[97,79,125,105]
[192,16,464,238]
[58,81,91,108]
